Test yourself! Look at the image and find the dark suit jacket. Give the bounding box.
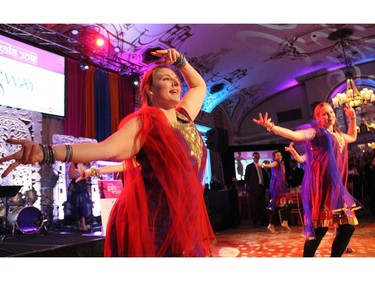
[244,163,267,195]
[286,167,304,188]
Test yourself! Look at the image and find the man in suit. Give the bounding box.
[244,152,268,227]
[286,159,304,188]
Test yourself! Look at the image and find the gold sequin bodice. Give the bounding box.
[170,110,203,169]
[328,130,345,153]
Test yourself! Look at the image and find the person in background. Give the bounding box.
[347,157,362,201]
[65,162,92,232]
[244,152,267,228]
[286,158,304,188]
[364,152,375,217]
[253,102,361,257]
[260,150,291,233]
[209,175,222,190]
[261,160,271,189]
[0,48,215,257]
[234,152,246,180]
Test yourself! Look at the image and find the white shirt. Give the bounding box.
[255,163,263,185]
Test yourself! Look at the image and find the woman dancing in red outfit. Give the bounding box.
[0,48,215,257]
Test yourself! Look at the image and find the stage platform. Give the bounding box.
[0,229,104,257]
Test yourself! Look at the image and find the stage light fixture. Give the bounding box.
[80,63,89,71]
[96,37,105,47]
[130,73,140,86]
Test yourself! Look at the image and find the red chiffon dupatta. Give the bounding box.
[104,107,215,257]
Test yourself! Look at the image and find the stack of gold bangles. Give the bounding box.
[90,167,102,178]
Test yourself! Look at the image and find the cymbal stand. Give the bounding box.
[41,192,62,233]
[0,198,13,254]
[0,185,23,255]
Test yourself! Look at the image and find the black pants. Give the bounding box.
[303,224,355,257]
[268,205,291,225]
[249,189,266,226]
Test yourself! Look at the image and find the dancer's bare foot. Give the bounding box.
[281,221,291,231]
[267,224,276,233]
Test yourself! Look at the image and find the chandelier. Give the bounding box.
[329,28,375,108]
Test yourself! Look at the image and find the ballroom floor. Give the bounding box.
[1,213,373,281]
[211,215,375,258]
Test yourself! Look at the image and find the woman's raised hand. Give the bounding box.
[284,142,295,152]
[343,103,356,120]
[76,167,91,182]
[252,112,274,130]
[150,48,180,65]
[0,138,43,178]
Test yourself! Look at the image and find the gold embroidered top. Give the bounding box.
[170,110,203,169]
[328,130,345,153]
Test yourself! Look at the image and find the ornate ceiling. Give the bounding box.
[1,23,374,124]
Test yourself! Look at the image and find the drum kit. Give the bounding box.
[0,186,44,235]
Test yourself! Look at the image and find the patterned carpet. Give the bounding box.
[211,216,375,258]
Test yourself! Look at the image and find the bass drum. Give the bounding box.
[8,206,43,234]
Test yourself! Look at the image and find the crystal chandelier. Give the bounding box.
[332,73,375,108]
[329,28,375,108]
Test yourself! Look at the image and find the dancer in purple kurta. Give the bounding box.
[260,150,291,233]
[253,102,362,257]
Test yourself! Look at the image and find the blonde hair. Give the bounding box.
[313,102,340,131]
[313,102,331,120]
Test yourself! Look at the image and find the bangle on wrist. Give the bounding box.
[63,144,73,162]
[39,144,56,165]
[173,51,187,68]
[90,167,102,178]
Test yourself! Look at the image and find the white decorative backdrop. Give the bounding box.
[0,105,42,207]
[0,108,101,224]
